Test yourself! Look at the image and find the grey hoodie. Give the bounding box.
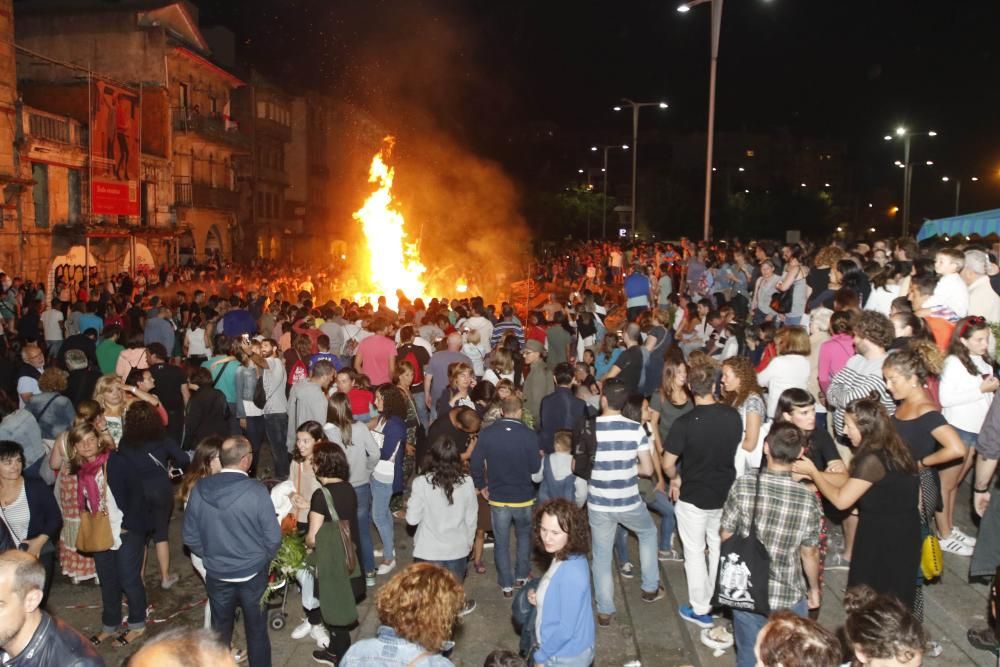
[182,470,281,580]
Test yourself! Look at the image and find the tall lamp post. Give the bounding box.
[941,175,978,216]
[591,144,629,239]
[613,100,667,239]
[884,127,936,237]
[678,0,723,242]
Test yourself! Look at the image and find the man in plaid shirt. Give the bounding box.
[720,422,822,667]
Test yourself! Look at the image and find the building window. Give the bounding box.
[256,191,265,217]
[209,96,218,114]
[32,163,49,228]
[179,82,189,111]
[257,101,266,119]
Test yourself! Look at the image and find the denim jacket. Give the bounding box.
[340,626,455,667]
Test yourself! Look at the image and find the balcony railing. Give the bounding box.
[255,116,292,142]
[174,178,239,210]
[25,108,87,147]
[172,108,250,150]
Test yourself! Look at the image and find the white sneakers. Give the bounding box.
[940,527,976,557]
[290,620,330,648]
[377,560,397,575]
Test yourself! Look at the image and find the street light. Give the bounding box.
[613,100,667,238]
[941,175,978,215]
[885,127,937,236]
[590,143,630,239]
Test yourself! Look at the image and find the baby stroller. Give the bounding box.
[264,477,313,632]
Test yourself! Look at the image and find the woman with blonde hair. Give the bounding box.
[756,326,811,419]
[340,562,465,666]
[721,357,766,474]
[92,373,128,446]
[482,347,515,387]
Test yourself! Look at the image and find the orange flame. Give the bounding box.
[352,137,426,308]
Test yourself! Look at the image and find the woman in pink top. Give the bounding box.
[818,311,855,396]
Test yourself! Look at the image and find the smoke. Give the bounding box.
[318,1,532,302]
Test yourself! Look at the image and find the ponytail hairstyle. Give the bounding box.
[947,316,994,376]
[843,585,924,666]
[883,339,944,387]
[845,395,917,476]
[890,312,931,344]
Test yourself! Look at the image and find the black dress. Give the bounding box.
[847,450,921,609]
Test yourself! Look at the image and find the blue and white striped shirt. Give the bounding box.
[588,416,649,512]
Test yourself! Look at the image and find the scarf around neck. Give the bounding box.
[77,451,111,514]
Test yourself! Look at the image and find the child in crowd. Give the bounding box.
[532,430,586,507]
[336,368,375,422]
[920,248,969,320]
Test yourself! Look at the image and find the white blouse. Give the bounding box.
[939,355,994,433]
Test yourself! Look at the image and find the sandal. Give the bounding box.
[474,561,486,574]
[112,628,146,647]
[89,632,114,646]
[231,647,248,664]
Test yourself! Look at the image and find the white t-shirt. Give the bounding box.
[40,309,64,341]
[185,327,210,357]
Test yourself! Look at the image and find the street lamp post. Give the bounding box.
[613,100,667,239]
[884,127,936,237]
[678,0,723,242]
[941,175,978,216]
[591,144,629,239]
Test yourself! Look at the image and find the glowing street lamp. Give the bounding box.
[885,127,938,236]
[590,143,630,238]
[613,100,668,238]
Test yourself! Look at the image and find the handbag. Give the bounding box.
[76,465,114,553]
[769,288,793,315]
[714,468,771,615]
[372,422,400,479]
[921,533,944,580]
[319,486,359,577]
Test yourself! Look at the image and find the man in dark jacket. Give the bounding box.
[183,436,280,667]
[470,396,539,598]
[0,549,104,666]
[537,362,588,454]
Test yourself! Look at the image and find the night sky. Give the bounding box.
[197,0,1000,225]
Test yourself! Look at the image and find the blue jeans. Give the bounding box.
[355,483,376,573]
[733,598,807,667]
[955,427,978,448]
[544,646,594,667]
[614,490,676,560]
[205,569,271,667]
[590,506,659,615]
[371,480,395,561]
[262,413,289,480]
[413,391,430,430]
[490,504,533,589]
[415,556,467,583]
[92,530,147,634]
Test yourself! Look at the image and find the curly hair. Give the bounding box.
[38,367,69,393]
[375,563,465,652]
[121,400,166,445]
[884,339,944,384]
[844,585,925,665]
[533,498,590,562]
[721,357,764,409]
[853,311,895,349]
[814,245,848,269]
[422,437,467,504]
[757,610,841,667]
[375,383,408,420]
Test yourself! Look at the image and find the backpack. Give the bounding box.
[571,410,599,481]
[288,352,308,386]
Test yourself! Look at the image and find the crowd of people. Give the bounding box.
[0,232,997,666]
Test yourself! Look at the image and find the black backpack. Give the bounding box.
[571,409,599,481]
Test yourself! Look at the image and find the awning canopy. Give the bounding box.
[917,209,1000,241]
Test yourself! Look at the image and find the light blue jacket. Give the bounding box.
[534,554,596,664]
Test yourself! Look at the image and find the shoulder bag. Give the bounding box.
[769,271,797,315]
[714,469,771,614]
[76,465,114,553]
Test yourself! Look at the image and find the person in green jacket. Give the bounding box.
[95,326,124,375]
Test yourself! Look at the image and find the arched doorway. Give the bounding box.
[122,242,155,274]
[205,225,222,261]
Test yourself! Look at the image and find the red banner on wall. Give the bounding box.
[90,79,140,216]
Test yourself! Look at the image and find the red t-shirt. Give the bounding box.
[348,388,374,419]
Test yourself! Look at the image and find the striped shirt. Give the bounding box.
[826,353,895,437]
[588,415,649,512]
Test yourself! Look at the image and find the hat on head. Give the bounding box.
[524,339,545,354]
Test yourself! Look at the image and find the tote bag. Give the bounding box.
[76,466,114,553]
[714,469,771,615]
